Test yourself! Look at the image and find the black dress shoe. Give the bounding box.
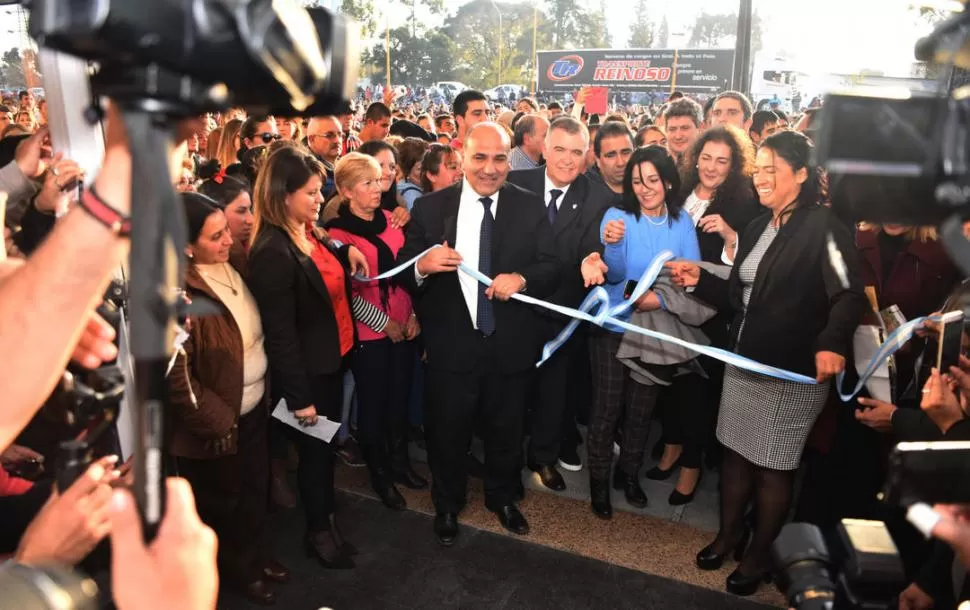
[240,579,276,606]
[392,465,429,490]
[696,528,751,571]
[304,532,355,569]
[492,505,530,535]
[261,559,289,583]
[530,463,566,491]
[669,471,702,506]
[372,475,407,511]
[612,469,647,508]
[434,512,459,546]
[589,477,613,519]
[726,567,771,596]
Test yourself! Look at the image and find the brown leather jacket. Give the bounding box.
[166,253,266,459]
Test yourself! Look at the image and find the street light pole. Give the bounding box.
[732,0,753,94]
[531,5,538,96]
[490,0,502,88]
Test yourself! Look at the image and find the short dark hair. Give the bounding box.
[18,90,29,99]
[358,139,397,163]
[773,108,789,123]
[513,114,541,148]
[619,145,683,222]
[547,102,563,111]
[593,121,634,158]
[453,90,487,118]
[364,102,392,123]
[702,96,716,122]
[714,90,754,121]
[663,98,703,127]
[434,114,453,130]
[751,110,779,135]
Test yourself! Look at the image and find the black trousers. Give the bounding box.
[425,361,529,514]
[351,338,415,472]
[587,329,660,480]
[657,372,714,469]
[528,318,581,466]
[174,405,270,585]
[284,366,346,533]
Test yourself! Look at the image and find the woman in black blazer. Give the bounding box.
[248,147,369,570]
[669,131,867,595]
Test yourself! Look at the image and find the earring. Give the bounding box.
[187,251,194,259]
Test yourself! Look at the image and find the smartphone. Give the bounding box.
[623,280,638,300]
[936,310,965,372]
[882,441,970,505]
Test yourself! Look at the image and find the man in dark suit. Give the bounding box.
[507,116,613,491]
[399,123,560,545]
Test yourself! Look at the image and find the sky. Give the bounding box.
[0,0,951,78]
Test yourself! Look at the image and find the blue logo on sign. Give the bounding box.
[547,55,584,82]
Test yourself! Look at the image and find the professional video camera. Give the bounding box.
[0,0,359,607]
[816,0,970,275]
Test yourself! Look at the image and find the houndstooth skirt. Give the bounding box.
[717,364,829,471]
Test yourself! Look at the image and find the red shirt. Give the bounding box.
[308,231,355,356]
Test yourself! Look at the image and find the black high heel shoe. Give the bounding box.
[726,567,771,596]
[695,527,751,570]
[644,456,681,481]
[668,469,702,506]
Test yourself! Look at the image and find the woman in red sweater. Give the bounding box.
[327,153,426,510]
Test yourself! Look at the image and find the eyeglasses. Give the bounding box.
[309,132,341,140]
[258,132,282,143]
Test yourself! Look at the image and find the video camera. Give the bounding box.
[0,0,359,607]
[816,0,970,275]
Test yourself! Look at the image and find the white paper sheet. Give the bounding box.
[854,325,892,403]
[271,398,341,444]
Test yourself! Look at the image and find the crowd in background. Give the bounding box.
[4,79,970,610]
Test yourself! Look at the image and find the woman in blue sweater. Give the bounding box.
[587,145,700,519]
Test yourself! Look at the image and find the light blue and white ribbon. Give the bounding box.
[356,246,932,401]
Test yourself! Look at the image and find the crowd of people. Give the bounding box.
[4,79,970,610]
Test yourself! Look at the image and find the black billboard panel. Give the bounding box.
[537,49,735,93]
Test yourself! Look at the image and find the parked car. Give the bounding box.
[431,81,468,100]
[484,84,526,102]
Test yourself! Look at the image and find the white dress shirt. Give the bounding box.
[454,178,499,329]
[544,173,572,211]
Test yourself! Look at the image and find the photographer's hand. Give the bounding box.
[921,368,965,434]
[16,455,118,566]
[110,479,218,610]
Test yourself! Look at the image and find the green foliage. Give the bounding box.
[657,14,669,48]
[687,11,763,55]
[0,48,28,90]
[628,0,655,48]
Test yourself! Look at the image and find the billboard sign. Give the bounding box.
[537,49,735,93]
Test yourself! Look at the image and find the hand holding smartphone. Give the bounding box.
[936,311,965,373]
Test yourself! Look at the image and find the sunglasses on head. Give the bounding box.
[259,132,281,143]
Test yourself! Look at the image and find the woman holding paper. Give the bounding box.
[248,147,369,571]
[669,131,866,596]
[166,192,286,605]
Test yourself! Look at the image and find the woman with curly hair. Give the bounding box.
[648,125,763,506]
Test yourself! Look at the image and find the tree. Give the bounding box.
[404,0,446,38]
[628,0,655,48]
[688,11,763,55]
[339,0,378,39]
[657,14,669,48]
[366,27,456,86]
[0,48,29,90]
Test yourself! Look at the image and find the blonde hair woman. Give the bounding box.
[247,146,368,570]
[216,118,244,169]
[325,153,426,511]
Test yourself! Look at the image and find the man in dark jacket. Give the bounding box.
[507,116,612,490]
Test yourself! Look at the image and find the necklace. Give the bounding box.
[644,204,668,226]
[200,263,237,296]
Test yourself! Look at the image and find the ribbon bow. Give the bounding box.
[213,168,227,184]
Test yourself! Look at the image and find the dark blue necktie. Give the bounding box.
[477,197,496,336]
[548,189,563,225]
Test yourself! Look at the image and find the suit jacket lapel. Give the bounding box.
[289,239,332,303]
[553,179,584,236]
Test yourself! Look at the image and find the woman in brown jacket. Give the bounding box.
[167,192,287,606]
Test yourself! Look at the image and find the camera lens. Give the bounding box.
[772,524,837,609]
